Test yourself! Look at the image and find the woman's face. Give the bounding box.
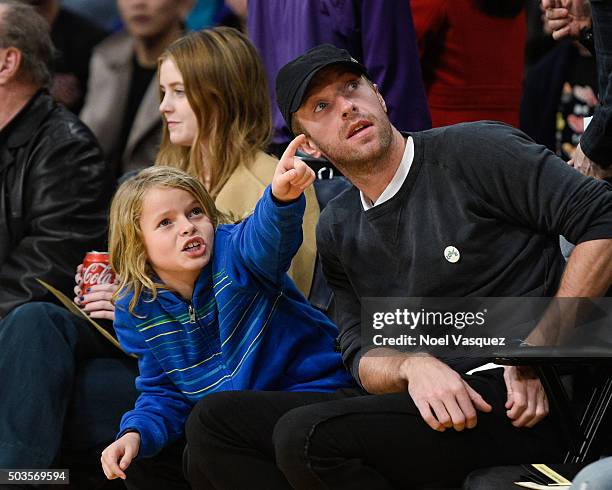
[159,58,198,147]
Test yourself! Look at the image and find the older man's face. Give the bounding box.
[117,0,186,41]
[294,66,393,173]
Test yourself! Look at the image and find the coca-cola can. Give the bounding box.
[82,251,115,292]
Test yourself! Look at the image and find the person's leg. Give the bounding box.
[60,357,139,487]
[0,302,129,468]
[184,389,359,490]
[273,369,566,489]
[123,437,191,490]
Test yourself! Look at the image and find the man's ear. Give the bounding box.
[373,83,387,113]
[0,48,21,85]
[298,135,322,159]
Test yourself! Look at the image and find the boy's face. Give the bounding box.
[140,186,214,296]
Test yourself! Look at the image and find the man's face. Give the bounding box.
[294,67,393,172]
[117,0,184,40]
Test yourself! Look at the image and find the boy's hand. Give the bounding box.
[272,134,315,202]
[101,431,140,480]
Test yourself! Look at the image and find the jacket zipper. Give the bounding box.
[188,303,196,323]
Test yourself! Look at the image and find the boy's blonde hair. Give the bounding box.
[155,26,272,198]
[109,166,230,314]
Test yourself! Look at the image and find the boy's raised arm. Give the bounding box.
[227,135,316,288]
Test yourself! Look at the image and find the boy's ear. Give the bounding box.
[373,83,387,113]
[298,135,322,159]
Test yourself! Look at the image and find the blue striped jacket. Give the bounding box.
[114,187,355,457]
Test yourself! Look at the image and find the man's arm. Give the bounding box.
[0,131,112,317]
[527,238,612,346]
[505,238,612,427]
[360,350,492,432]
[557,238,612,296]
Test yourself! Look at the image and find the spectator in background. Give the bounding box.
[25,0,108,113]
[411,0,527,127]
[247,0,431,159]
[541,0,612,264]
[80,0,192,178]
[0,0,112,318]
[542,0,612,176]
[520,39,597,161]
[0,4,135,487]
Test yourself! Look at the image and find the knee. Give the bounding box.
[185,391,242,447]
[273,407,318,481]
[1,302,68,339]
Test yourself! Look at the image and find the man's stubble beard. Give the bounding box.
[314,114,394,177]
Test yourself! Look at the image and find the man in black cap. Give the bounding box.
[182,45,612,489]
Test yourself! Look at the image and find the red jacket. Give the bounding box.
[411,0,526,127]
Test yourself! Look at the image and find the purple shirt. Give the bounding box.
[248,0,431,144]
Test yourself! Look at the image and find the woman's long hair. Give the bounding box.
[155,27,272,198]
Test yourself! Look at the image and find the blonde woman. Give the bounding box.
[156,27,320,298]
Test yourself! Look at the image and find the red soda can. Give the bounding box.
[82,251,115,292]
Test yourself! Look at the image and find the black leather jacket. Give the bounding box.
[0,90,113,318]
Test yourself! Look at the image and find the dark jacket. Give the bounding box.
[0,90,113,318]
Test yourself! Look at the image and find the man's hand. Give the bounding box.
[400,356,492,431]
[73,264,118,321]
[101,431,140,480]
[503,366,549,428]
[568,143,603,178]
[272,134,315,202]
[542,0,592,41]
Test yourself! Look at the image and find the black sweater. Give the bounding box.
[317,121,612,381]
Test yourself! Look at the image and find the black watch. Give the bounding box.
[580,26,595,56]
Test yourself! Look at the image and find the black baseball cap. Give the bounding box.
[275,44,368,134]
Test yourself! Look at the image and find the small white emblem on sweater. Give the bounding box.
[444,246,460,263]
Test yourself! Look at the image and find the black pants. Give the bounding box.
[124,437,191,490]
[185,370,566,490]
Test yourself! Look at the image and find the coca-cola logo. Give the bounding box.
[83,263,115,285]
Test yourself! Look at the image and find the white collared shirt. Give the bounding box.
[360,136,414,211]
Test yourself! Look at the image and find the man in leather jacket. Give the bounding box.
[0,0,113,318]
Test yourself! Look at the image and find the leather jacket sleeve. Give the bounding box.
[0,121,113,318]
